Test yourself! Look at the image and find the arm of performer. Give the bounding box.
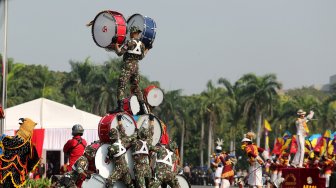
[305,110,314,122]
[116,114,127,138]
[114,41,130,56]
[148,113,155,144]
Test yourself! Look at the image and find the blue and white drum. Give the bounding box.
[126,14,156,49]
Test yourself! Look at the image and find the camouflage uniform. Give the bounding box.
[54,144,99,188]
[131,127,154,188]
[116,27,146,102]
[106,123,136,188]
[150,142,181,188]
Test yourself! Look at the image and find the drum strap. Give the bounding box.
[133,140,149,155]
[156,148,173,167]
[127,40,142,55]
[113,139,127,158]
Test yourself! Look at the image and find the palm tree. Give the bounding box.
[201,81,225,167]
[237,73,282,146]
[218,77,243,154]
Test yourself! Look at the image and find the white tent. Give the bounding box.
[4,98,101,150]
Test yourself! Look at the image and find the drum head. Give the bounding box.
[129,95,140,115]
[137,114,162,145]
[93,11,117,48]
[146,87,163,107]
[95,144,114,178]
[82,174,106,188]
[126,14,145,41]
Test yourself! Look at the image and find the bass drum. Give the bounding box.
[95,144,113,179]
[126,14,156,49]
[136,114,162,146]
[91,10,127,48]
[159,175,191,188]
[98,112,137,143]
[82,173,105,188]
[144,85,164,107]
[94,144,135,180]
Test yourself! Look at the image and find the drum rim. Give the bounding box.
[92,10,126,48]
[176,174,192,188]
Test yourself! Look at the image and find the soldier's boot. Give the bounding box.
[109,100,124,114]
[137,100,148,115]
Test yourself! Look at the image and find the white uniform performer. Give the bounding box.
[291,109,314,168]
[211,139,224,188]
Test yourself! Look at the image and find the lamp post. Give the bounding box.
[0,0,8,134]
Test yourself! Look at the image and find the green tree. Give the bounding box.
[237,73,282,146]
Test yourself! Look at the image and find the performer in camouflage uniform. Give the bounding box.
[105,114,136,188]
[131,114,155,188]
[53,144,98,188]
[150,141,181,188]
[113,26,149,115]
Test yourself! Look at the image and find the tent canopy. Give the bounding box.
[5,98,101,130]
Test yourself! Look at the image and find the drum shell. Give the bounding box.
[98,113,137,143]
[82,173,106,188]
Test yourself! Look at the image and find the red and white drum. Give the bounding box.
[82,173,106,188]
[144,85,164,107]
[123,95,140,115]
[98,113,137,143]
[92,10,127,49]
[136,114,162,146]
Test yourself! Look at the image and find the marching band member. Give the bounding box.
[220,154,236,188]
[291,109,314,168]
[131,114,155,188]
[112,25,149,115]
[105,114,137,188]
[56,144,99,188]
[211,138,224,188]
[149,141,181,188]
[241,132,265,188]
[320,154,334,188]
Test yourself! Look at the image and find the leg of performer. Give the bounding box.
[115,62,132,112]
[221,178,230,188]
[121,171,135,188]
[291,135,299,167]
[298,135,305,167]
[130,64,147,115]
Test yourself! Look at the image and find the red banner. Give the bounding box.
[31,129,45,157]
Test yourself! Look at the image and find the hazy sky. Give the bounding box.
[1,0,336,95]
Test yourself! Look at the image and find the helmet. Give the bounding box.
[129,26,142,33]
[109,128,119,140]
[84,144,98,159]
[138,127,150,140]
[72,124,84,136]
[169,141,178,151]
[215,145,222,151]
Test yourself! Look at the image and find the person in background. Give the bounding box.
[63,124,87,171]
[291,109,314,168]
[183,163,192,181]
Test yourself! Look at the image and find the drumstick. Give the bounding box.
[86,20,93,27]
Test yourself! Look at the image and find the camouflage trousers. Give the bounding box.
[149,169,180,188]
[134,162,152,188]
[117,60,144,102]
[107,164,134,188]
